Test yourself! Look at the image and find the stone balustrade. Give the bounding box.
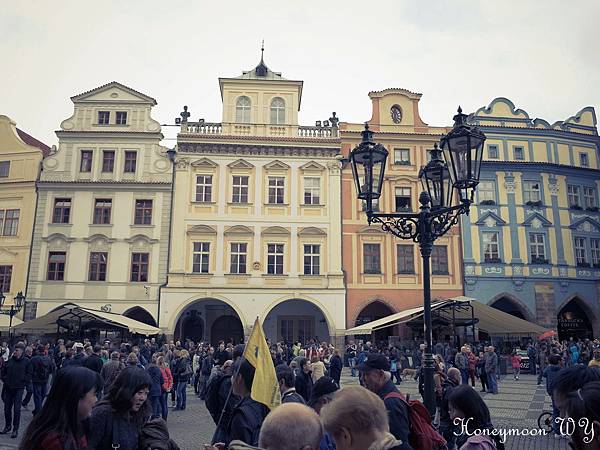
[182,122,339,138]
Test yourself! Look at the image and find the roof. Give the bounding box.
[16,128,52,156]
[70,81,157,105]
[235,47,287,81]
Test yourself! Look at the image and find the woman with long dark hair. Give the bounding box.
[564,381,600,450]
[19,366,102,450]
[448,384,505,450]
[87,366,152,450]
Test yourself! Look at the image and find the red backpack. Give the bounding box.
[384,391,447,450]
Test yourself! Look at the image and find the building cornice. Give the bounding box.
[178,132,340,147]
[177,141,340,158]
[481,160,600,175]
[476,125,599,145]
[55,130,164,140]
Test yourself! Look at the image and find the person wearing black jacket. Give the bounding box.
[439,368,460,449]
[213,342,230,367]
[328,350,342,386]
[29,345,55,416]
[1,343,32,438]
[83,344,104,374]
[294,357,313,403]
[276,364,305,404]
[361,353,412,450]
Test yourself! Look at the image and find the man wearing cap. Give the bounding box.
[361,353,412,450]
[308,376,337,450]
[0,343,32,438]
[63,342,87,367]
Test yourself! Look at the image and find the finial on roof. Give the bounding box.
[261,39,265,61]
[255,40,268,77]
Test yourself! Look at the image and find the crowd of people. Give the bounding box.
[0,335,596,449]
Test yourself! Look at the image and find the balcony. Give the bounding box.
[181,121,339,139]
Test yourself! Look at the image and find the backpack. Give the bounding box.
[205,374,229,423]
[384,391,446,450]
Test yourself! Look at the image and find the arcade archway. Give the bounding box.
[174,298,244,346]
[123,307,157,327]
[355,301,396,345]
[489,296,532,321]
[557,297,595,341]
[263,299,330,344]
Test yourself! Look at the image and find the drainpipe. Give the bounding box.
[156,147,177,331]
[24,157,43,319]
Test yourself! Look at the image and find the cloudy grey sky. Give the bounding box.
[2,0,599,146]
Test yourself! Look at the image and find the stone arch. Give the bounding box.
[168,294,247,334]
[261,294,335,338]
[488,293,535,322]
[556,294,598,339]
[123,306,157,327]
[350,296,398,328]
[353,300,397,344]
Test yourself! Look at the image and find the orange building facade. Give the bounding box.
[339,88,464,342]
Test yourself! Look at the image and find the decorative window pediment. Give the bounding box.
[186,225,217,235]
[358,226,385,235]
[191,158,218,169]
[521,212,552,228]
[569,217,600,234]
[83,234,115,245]
[299,161,325,172]
[475,211,507,227]
[224,225,254,236]
[42,233,75,244]
[264,160,290,171]
[261,226,291,236]
[227,159,254,170]
[125,234,158,247]
[298,227,327,236]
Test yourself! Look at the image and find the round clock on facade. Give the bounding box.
[391,105,402,124]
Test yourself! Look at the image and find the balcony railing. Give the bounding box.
[181,122,338,138]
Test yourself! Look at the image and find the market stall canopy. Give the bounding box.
[12,304,159,336]
[0,314,23,330]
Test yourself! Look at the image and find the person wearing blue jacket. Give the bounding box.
[543,354,563,436]
[145,354,164,419]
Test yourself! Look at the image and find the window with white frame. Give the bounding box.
[267,243,284,275]
[236,96,251,123]
[303,244,320,275]
[192,242,210,273]
[98,111,110,125]
[230,243,247,274]
[116,111,127,125]
[195,175,212,202]
[591,239,600,267]
[568,185,581,207]
[478,181,496,203]
[303,178,320,205]
[513,146,524,160]
[584,187,596,209]
[529,233,546,263]
[2,209,19,236]
[580,153,589,167]
[482,232,500,262]
[393,148,411,165]
[395,187,411,211]
[232,176,249,203]
[575,237,587,265]
[523,181,541,203]
[268,177,285,204]
[488,145,499,159]
[270,98,285,125]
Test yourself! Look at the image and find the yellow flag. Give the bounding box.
[243,317,281,409]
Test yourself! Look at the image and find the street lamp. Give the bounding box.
[349,108,485,416]
[0,291,25,344]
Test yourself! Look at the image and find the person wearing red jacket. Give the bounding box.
[157,355,173,421]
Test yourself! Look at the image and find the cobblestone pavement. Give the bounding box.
[0,370,572,450]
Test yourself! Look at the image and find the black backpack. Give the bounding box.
[205,374,229,423]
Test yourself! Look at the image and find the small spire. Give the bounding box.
[261,39,265,61]
[255,39,268,77]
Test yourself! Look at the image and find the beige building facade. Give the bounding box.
[161,56,346,345]
[26,82,173,328]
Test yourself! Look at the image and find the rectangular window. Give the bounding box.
[134,199,153,225]
[523,181,541,203]
[575,237,587,266]
[80,150,93,172]
[529,233,547,263]
[591,239,600,267]
[47,252,66,281]
[513,146,524,160]
[192,242,210,273]
[267,243,284,275]
[396,245,414,274]
[88,252,107,281]
[488,145,499,159]
[231,176,249,203]
[3,209,19,236]
[280,319,294,343]
[584,187,596,209]
[0,266,12,292]
[116,111,127,125]
[303,178,320,205]
[52,198,71,224]
[124,151,137,173]
[230,243,247,274]
[102,150,115,173]
[195,175,213,202]
[482,232,500,262]
[303,244,320,275]
[0,161,10,178]
[130,252,149,282]
[478,181,496,203]
[395,187,411,211]
[580,153,589,167]
[268,177,285,204]
[393,148,411,164]
[363,243,381,274]
[98,111,110,125]
[568,185,581,207]
[362,198,380,212]
[93,199,112,224]
[431,246,449,274]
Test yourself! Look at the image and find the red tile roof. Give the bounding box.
[16,129,52,156]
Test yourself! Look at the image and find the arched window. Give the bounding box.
[235,96,251,123]
[270,97,285,125]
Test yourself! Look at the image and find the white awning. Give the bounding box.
[12,304,159,336]
[0,314,23,330]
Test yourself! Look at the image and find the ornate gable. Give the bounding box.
[70,81,157,105]
[569,217,600,234]
[227,159,254,169]
[521,212,552,228]
[475,211,507,227]
[264,160,290,170]
[299,161,326,172]
[191,158,218,169]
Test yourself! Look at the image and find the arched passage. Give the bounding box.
[123,307,157,327]
[263,299,330,344]
[557,297,595,341]
[174,298,244,346]
[489,295,532,321]
[355,300,396,345]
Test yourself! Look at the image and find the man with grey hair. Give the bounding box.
[258,403,323,450]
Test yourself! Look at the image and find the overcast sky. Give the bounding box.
[2,0,599,147]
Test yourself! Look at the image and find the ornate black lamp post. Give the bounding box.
[0,291,25,344]
[349,108,485,415]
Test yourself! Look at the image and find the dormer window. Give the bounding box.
[98,111,110,125]
[236,96,251,123]
[116,111,127,125]
[270,98,285,125]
